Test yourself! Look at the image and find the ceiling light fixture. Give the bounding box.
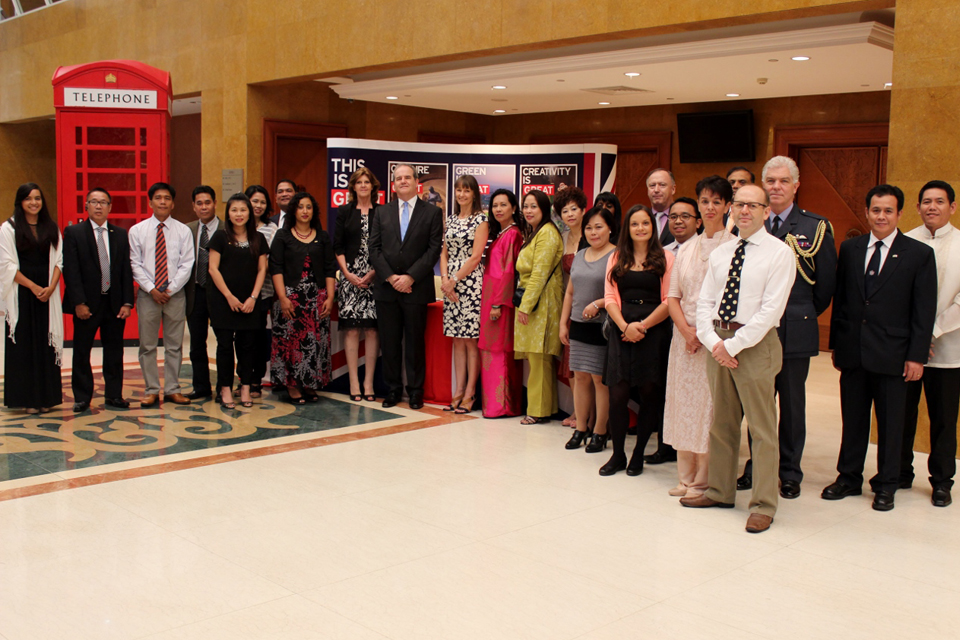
[791,56,810,61]
[598,102,610,105]
[492,85,507,90]
[884,82,893,88]
[624,72,640,78]
[726,93,740,97]
[493,109,506,113]
[385,96,399,100]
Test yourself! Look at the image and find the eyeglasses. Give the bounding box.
[730,201,766,212]
[668,213,697,222]
[86,200,110,207]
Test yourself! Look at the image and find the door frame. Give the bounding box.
[774,123,888,159]
[261,119,348,189]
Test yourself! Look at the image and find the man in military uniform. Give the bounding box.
[738,156,837,498]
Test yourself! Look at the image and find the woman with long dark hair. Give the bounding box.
[554,186,589,427]
[478,189,523,418]
[270,192,336,404]
[0,183,63,413]
[514,189,564,424]
[440,174,488,413]
[599,205,674,476]
[245,184,278,397]
[333,167,380,402]
[207,193,270,408]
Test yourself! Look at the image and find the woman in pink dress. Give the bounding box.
[479,189,524,417]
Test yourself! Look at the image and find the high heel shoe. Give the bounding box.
[565,429,589,450]
[599,452,627,476]
[443,394,464,412]
[454,396,475,414]
[584,432,608,453]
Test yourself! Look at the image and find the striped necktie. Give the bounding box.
[155,222,169,291]
[96,227,110,293]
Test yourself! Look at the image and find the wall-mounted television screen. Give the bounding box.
[677,109,755,164]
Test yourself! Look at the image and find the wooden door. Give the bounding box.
[262,119,348,204]
[775,123,889,350]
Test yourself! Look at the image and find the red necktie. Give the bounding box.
[155,222,169,291]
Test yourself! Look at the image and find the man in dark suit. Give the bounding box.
[738,156,837,498]
[62,188,135,412]
[823,184,937,511]
[184,186,222,400]
[368,163,443,410]
[269,179,297,228]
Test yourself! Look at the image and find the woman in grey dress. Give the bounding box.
[560,206,617,452]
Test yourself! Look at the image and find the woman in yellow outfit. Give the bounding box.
[514,189,564,424]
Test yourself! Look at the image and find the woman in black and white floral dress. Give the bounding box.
[439,174,488,414]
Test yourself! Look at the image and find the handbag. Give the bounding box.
[513,260,560,312]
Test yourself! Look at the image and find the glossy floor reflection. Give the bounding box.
[1,354,959,640]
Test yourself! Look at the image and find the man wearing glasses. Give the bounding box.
[737,156,837,499]
[62,188,135,412]
[684,184,795,533]
[663,197,702,255]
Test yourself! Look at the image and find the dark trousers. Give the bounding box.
[251,299,272,386]
[187,286,213,394]
[213,327,256,389]
[608,380,662,462]
[376,299,427,397]
[901,367,960,490]
[837,367,908,493]
[72,294,126,403]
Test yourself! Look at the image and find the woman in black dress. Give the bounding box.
[245,184,278,397]
[599,205,675,477]
[270,192,337,404]
[207,193,269,408]
[333,167,379,402]
[0,183,63,413]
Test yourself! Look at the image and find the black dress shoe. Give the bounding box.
[643,449,677,465]
[409,394,424,410]
[821,481,862,500]
[186,390,212,400]
[72,401,90,413]
[898,477,913,490]
[599,453,627,476]
[872,491,895,511]
[382,394,401,408]
[932,486,953,507]
[626,452,644,476]
[584,432,608,453]
[565,430,589,450]
[737,473,753,491]
[105,398,130,409]
[780,480,801,499]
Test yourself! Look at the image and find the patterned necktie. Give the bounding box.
[771,216,782,236]
[196,224,209,287]
[864,240,882,297]
[400,201,410,241]
[155,222,169,292]
[96,227,110,294]
[719,240,748,322]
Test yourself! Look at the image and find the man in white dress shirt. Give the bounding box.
[129,182,196,407]
[901,180,960,507]
[682,184,796,534]
[664,197,701,255]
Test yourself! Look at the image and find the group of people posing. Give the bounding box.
[3,155,956,534]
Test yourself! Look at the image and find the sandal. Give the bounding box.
[241,401,253,408]
[350,394,363,402]
[218,397,237,409]
[454,397,475,415]
[303,391,319,403]
[364,393,376,402]
[285,395,306,406]
[520,415,550,425]
[443,393,464,412]
[250,385,262,398]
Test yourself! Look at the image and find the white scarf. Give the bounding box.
[0,219,64,365]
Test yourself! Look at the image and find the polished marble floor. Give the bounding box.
[1,351,958,640]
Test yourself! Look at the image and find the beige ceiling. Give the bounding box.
[327,15,894,116]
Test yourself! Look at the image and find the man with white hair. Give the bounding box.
[738,156,837,499]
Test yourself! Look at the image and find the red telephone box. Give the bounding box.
[52,60,173,340]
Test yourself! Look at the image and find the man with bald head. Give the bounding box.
[647,168,677,246]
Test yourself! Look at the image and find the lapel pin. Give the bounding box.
[892,254,898,258]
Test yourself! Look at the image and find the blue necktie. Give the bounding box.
[400,201,410,241]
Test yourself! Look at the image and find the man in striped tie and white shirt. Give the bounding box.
[129,183,195,407]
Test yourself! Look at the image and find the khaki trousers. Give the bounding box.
[705,328,782,518]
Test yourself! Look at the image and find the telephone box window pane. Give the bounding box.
[110,196,136,214]
[141,196,147,213]
[87,149,136,169]
[88,127,135,147]
[76,173,84,191]
[76,149,83,168]
[110,217,137,231]
[88,172,136,192]
[140,151,147,168]
[140,128,147,146]
[75,127,83,145]
[77,196,84,214]
[140,174,147,191]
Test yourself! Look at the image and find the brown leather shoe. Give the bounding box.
[140,394,159,407]
[745,513,773,533]
[166,393,192,405]
[680,494,734,509]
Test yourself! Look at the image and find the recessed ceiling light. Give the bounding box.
[768,58,779,62]
[491,85,507,90]
[493,109,506,114]
[884,82,893,88]
[624,72,640,78]
[598,102,610,105]
[726,93,740,97]
[666,97,675,100]
[556,79,565,83]
[491,98,507,102]
[791,56,810,61]
[385,96,399,100]
[861,84,870,87]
